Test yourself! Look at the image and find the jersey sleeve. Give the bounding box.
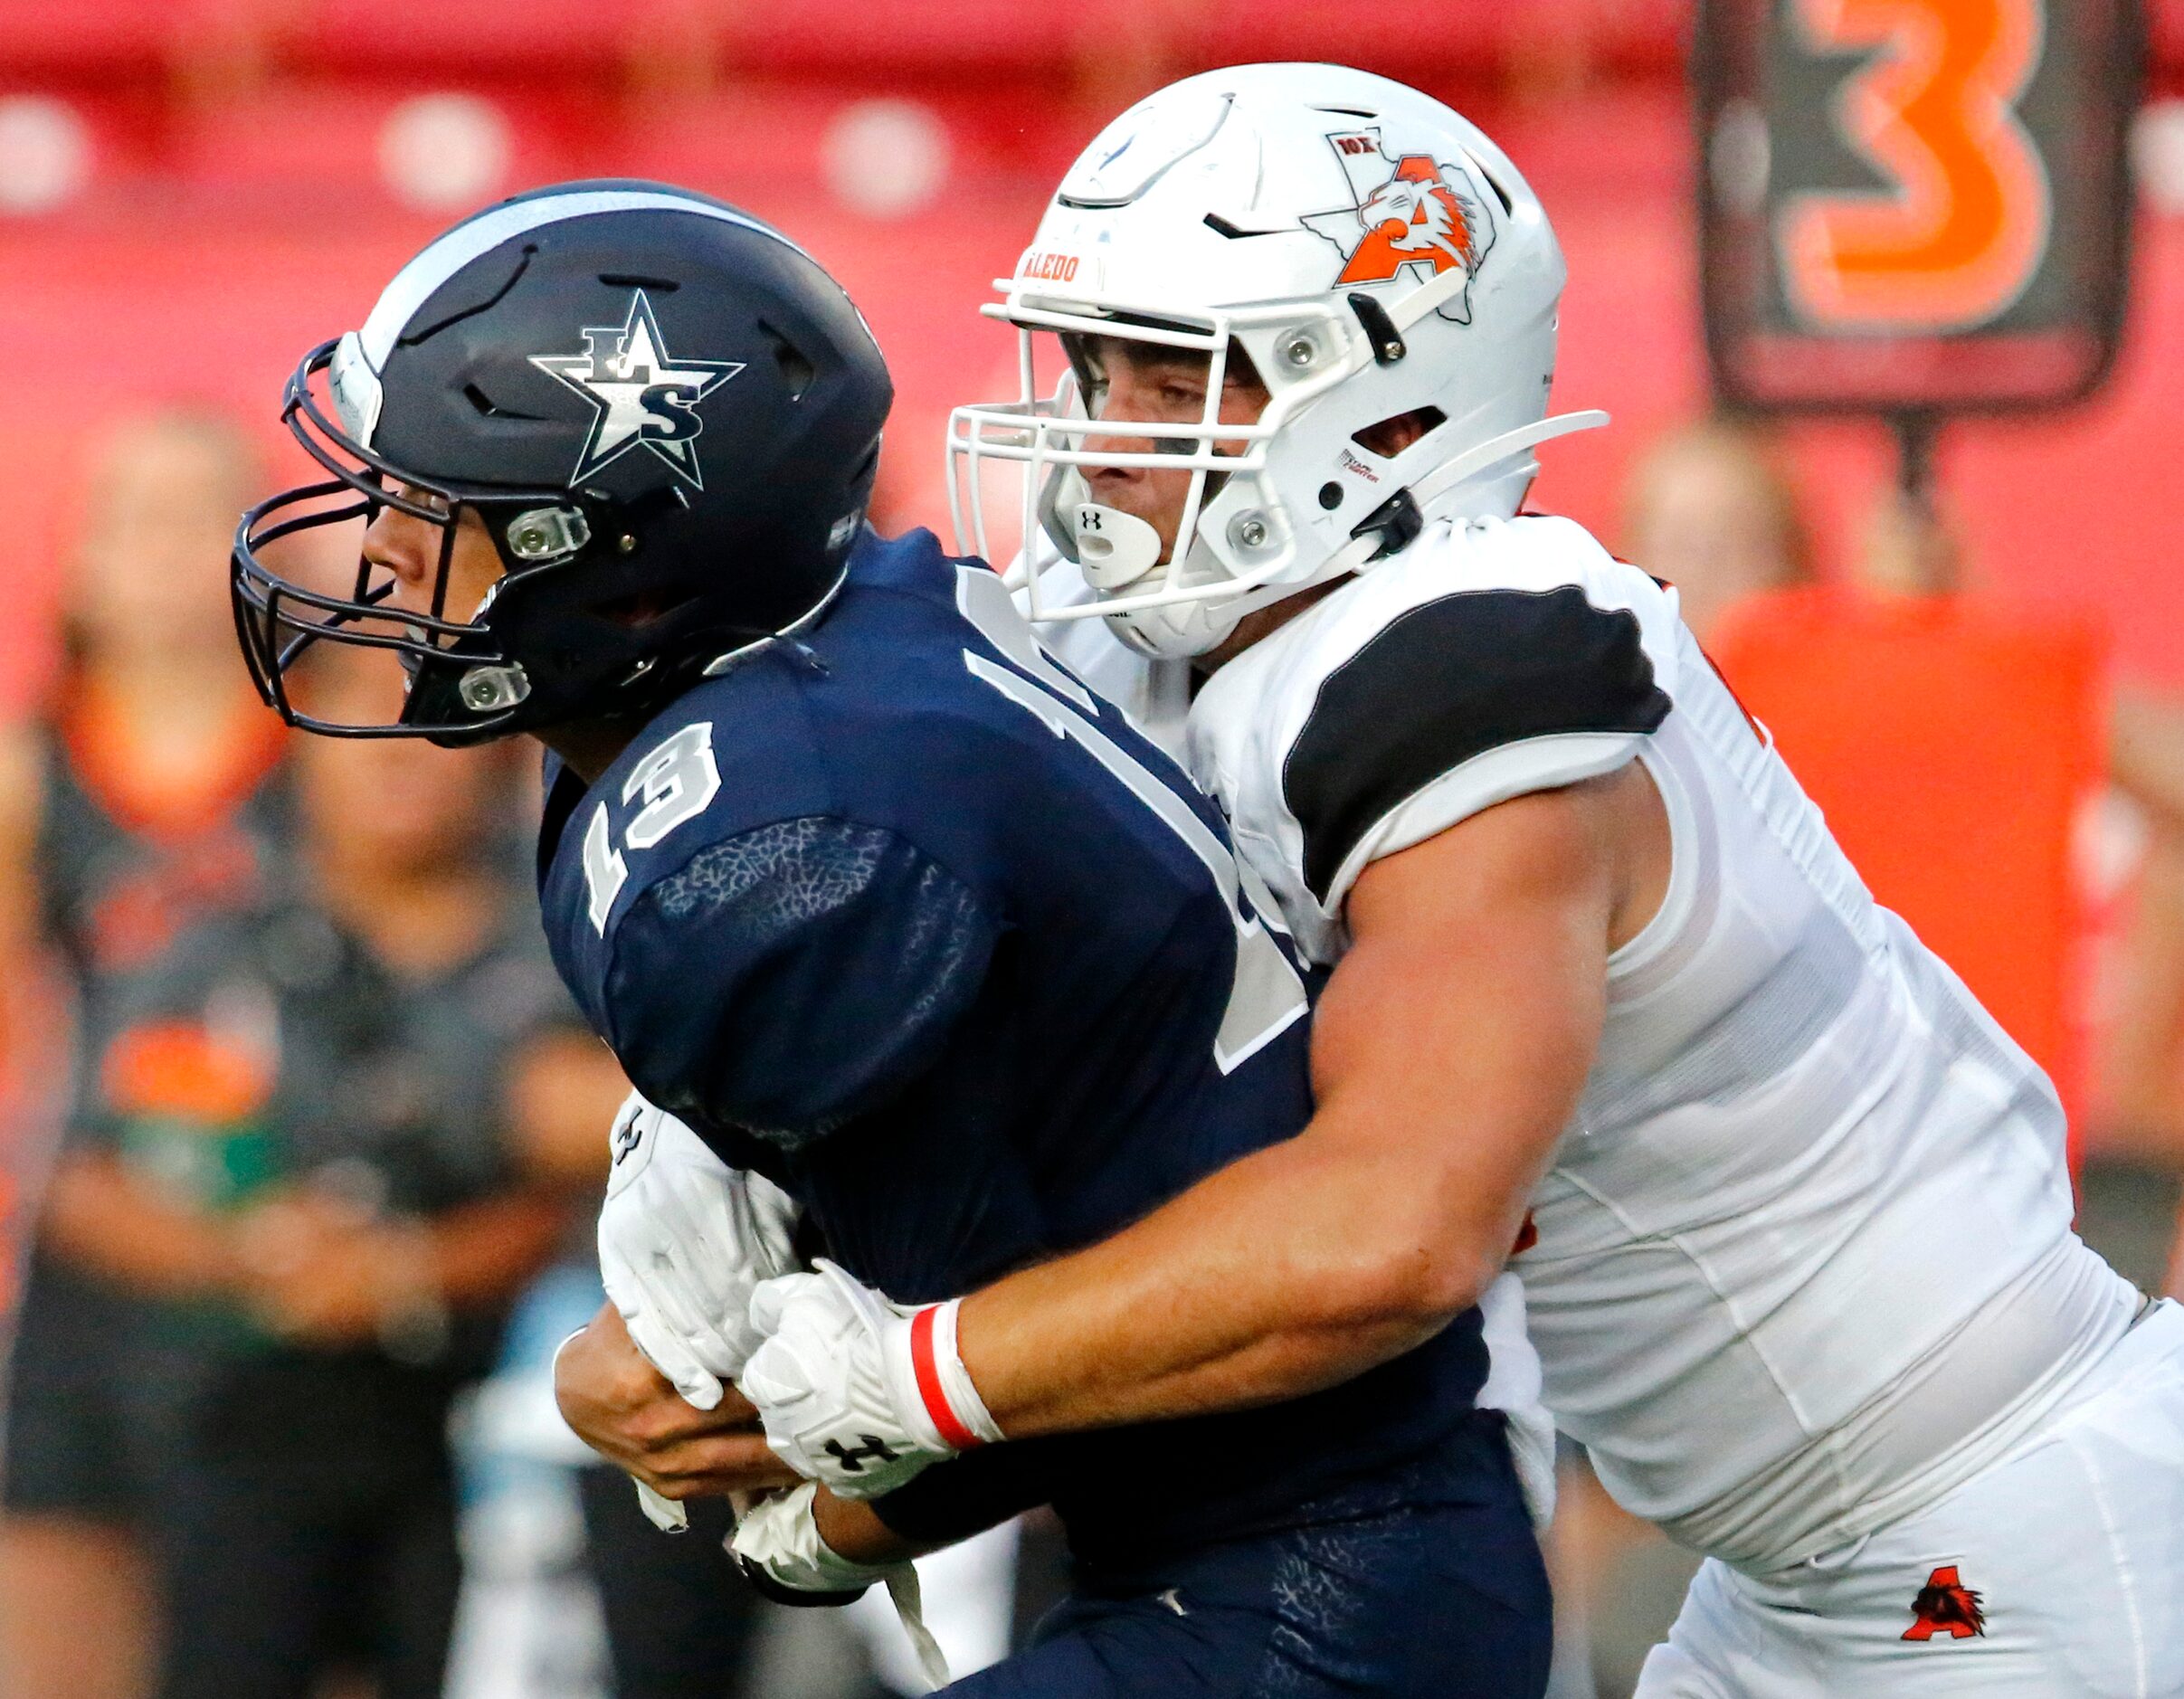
[1280,570,1673,909]
[868,1436,1066,1546]
[603,816,1002,1153]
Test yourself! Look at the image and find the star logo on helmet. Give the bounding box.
[530,290,743,490]
[1301,130,1496,324]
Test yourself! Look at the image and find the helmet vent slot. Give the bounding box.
[1469,155,1516,216]
[463,382,545,422]
[593,588,699,631]
[599,273,679,292]
[761,322,817,401]
[1313,107,1377,119]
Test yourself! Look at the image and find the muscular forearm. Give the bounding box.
[956,1105,1488,1439]
[556,1302,798,1499]
[950,783,1619,1444]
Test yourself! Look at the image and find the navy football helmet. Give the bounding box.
[234,181,892,743]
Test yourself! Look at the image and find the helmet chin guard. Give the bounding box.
[947,63,1603,660]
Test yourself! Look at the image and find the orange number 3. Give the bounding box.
[1780,0,2049,332]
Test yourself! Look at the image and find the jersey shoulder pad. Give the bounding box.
[1205,516,1677,912]
[601,811,1001,1153]
[539,681,1002,1151]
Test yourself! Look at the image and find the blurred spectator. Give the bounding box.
[1619,415,1812,643]
[0,407,285,1699]
[1742,477,2184,1311]
[32,648,575,1699]
[2084,808,2184,1286]
[2081,689,2184,1298]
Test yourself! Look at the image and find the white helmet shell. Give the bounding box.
[947,62,1605,659]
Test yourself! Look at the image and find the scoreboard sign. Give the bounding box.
[1695,0,2140,413]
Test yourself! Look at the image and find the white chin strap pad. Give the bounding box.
[1073,503,1165,590]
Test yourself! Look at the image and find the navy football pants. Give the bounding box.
[948,1425,1552,1698]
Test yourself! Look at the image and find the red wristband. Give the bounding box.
[908,1304,987,1451]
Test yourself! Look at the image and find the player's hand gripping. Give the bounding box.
[555,1301,801,1504]
[738,1260,1004,1499]
[596,1089,802,1409]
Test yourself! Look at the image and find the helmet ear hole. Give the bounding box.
[1353,405,1445,460]
[592,587,700,631]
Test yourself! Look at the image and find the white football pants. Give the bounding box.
[1636,1299,2184,1698]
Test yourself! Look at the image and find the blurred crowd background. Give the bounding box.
[2,4,2182,1697]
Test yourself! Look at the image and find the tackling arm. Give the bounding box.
[949,771,1638,1438]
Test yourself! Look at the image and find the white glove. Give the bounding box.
[598,1089,802,1411]
[732,1484,951,1691]
[731,1479,898,1599]
[737,1260,1003,1500]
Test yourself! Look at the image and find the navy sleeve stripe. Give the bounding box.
[1281,585,1671,902]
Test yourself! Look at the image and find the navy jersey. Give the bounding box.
[537,528,1487,1558]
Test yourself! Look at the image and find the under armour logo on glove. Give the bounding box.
[824,1435,903,1473]
[738,1260,1005,1500]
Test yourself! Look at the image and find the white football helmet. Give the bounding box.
[947,62,1605,659]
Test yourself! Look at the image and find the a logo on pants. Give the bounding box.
[1903,1564,1987,1640]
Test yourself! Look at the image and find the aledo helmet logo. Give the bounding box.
[1301,130,1497,325]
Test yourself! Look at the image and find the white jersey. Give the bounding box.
[1053,513,2141,1571]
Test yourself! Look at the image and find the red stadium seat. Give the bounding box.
[1187,0,1657,83]
[0,0,187,71]
[166,89,574,215]
[8,0,2184,85]
[283,0,657,74]
[172,91,391,199]
[715,0,1106,75]
[588,87,1089,204]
